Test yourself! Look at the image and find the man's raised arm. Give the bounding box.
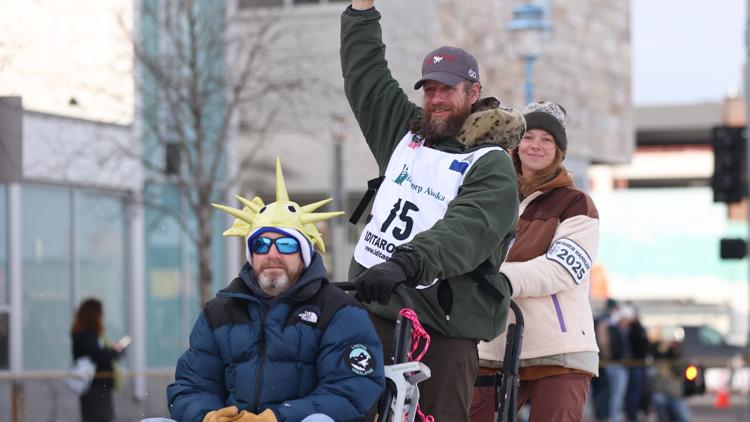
[341,1,419,170]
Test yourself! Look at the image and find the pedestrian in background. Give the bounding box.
[592,298,618,421]
[623,305,652,422]
[650,340,691,422]
[71,298,126,422]
[605,306,631,422]
[472,101,601,422]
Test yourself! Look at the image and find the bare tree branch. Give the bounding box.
[128,0,316,304]
[30,0,326,305]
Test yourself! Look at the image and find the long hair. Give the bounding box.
[511,146,566,198]
[71,298,104,336]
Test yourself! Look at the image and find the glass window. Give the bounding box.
[22,185,72,370]
[698,326,725,346]
[77,192,127,344]
[144,183,228,368]
[145,183,184,367]
[0,184,7,305]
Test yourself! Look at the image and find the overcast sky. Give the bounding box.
[632,0,746,105]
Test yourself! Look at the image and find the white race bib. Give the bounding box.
[354,132,502,269]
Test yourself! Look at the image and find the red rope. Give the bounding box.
[398,308,434,422]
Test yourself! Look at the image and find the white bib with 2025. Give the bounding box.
[354,132,503,269]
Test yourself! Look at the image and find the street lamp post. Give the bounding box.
[330,113,347,282]
[508,3,551,105]
[521,55,538,106]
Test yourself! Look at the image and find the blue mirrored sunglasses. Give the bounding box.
[250,236,300,255]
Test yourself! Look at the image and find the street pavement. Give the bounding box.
[686,393,750,422]
[576,393,750,421]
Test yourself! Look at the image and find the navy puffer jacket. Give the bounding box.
[167,254,385,422]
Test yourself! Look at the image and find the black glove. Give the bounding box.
[355,255,416,305]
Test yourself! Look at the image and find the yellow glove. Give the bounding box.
[203,405,241,422]
[235,409,278,422]
[256,409,278,422]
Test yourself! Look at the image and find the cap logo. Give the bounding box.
[468,69,477,79]
[426,54,456,66]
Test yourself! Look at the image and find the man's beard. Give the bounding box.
[258,271,293,297]
[255,261,302,297]
[412,101,472,142]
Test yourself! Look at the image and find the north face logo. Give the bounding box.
[298,310,318,323]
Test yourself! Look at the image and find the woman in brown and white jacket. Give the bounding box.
[470,102,600,422]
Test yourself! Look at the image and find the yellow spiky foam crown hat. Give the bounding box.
[212,157,344,268]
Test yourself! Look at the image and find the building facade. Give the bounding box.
[0,100,153,421]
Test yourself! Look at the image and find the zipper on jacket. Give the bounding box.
[253,312,267,411]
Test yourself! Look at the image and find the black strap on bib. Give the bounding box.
[349,176,385,225]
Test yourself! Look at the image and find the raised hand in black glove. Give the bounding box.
[355,254,416,305]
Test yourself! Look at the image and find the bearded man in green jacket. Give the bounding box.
[341,1,524,420]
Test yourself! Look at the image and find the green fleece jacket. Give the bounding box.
[341,6,520,341]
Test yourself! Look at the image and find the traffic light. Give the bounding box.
[720,238,747,259]
[711,126,746,203]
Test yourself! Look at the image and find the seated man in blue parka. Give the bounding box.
[167,158,385,422]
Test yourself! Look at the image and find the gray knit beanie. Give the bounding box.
[522,101,567,155]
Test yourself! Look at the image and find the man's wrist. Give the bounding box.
[351,0,375,11]
[389,253,418,284]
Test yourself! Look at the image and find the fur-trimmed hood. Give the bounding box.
[457,96,526,149]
